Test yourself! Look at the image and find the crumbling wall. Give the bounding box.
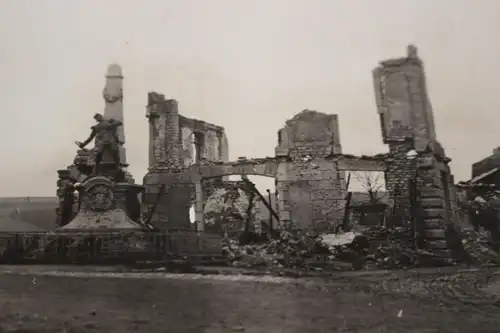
[373,45,457,251]
[179,116,228,166]
[280,157,383,231]
[143,154,386,232]
[146,92,182,170]
[202,181,260,235]
[373,45,436,148]
[383,141,416,223]
[275,110,342,158]
[274,110,345,230]
[144,92,229,230]
[272,110,389,231]
[276,158,345,230]
[181,127,195,167]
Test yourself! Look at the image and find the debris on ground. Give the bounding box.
[461,229,500,265]
[221,225,500,271]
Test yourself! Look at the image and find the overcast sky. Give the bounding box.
[1,0,499,196]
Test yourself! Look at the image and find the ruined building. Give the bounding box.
[140,45,459,252]
[143,105,384,232]
[144,92,230,229]
[146,92,229,169]
[373,45,457,250]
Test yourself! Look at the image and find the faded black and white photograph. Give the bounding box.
[0,1,499,332]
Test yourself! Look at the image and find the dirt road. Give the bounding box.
[0,266,499,332]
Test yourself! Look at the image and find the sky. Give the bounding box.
[1,0,499,197]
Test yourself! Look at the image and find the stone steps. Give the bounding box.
[425,240,448,250]
[423,229,445,239]
[422,218,443,230]
[420,197,445,209]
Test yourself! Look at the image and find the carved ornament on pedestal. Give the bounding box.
[86,184,115,212]
[80,177,116,213]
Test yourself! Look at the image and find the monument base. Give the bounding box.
[60,207,143,230]
[59,176,145,231]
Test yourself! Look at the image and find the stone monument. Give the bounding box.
[102,64,127,166]
[55,64,144,230]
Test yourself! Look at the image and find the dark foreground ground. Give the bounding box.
[1,266,500,333]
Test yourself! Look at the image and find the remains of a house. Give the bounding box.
[0,45,497,270]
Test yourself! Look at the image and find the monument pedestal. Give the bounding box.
[61,176,144,230]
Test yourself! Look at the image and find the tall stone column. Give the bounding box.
[103,64,127,165]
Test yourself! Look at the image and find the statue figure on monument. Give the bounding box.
[76,113,124,176]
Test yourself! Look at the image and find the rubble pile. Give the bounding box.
[362,226,421,269]
[461,229,500,265]
[221,225,451,271]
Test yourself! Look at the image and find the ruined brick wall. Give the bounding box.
[274,110,346,230]
[144,93,229,230]
[272,110,391,231]
[275,110,342,158]
[143,183,194,230]
[143,152,386,232]
[372,46,458,251]
[373,45,436,150]
[384,140,416,222]
[202,180,261,234]
[179,116,228,167]
[277,158,346,231]
[146,92,182,169]
[180,127,195,167]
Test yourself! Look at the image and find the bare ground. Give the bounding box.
[0,266,499,332]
